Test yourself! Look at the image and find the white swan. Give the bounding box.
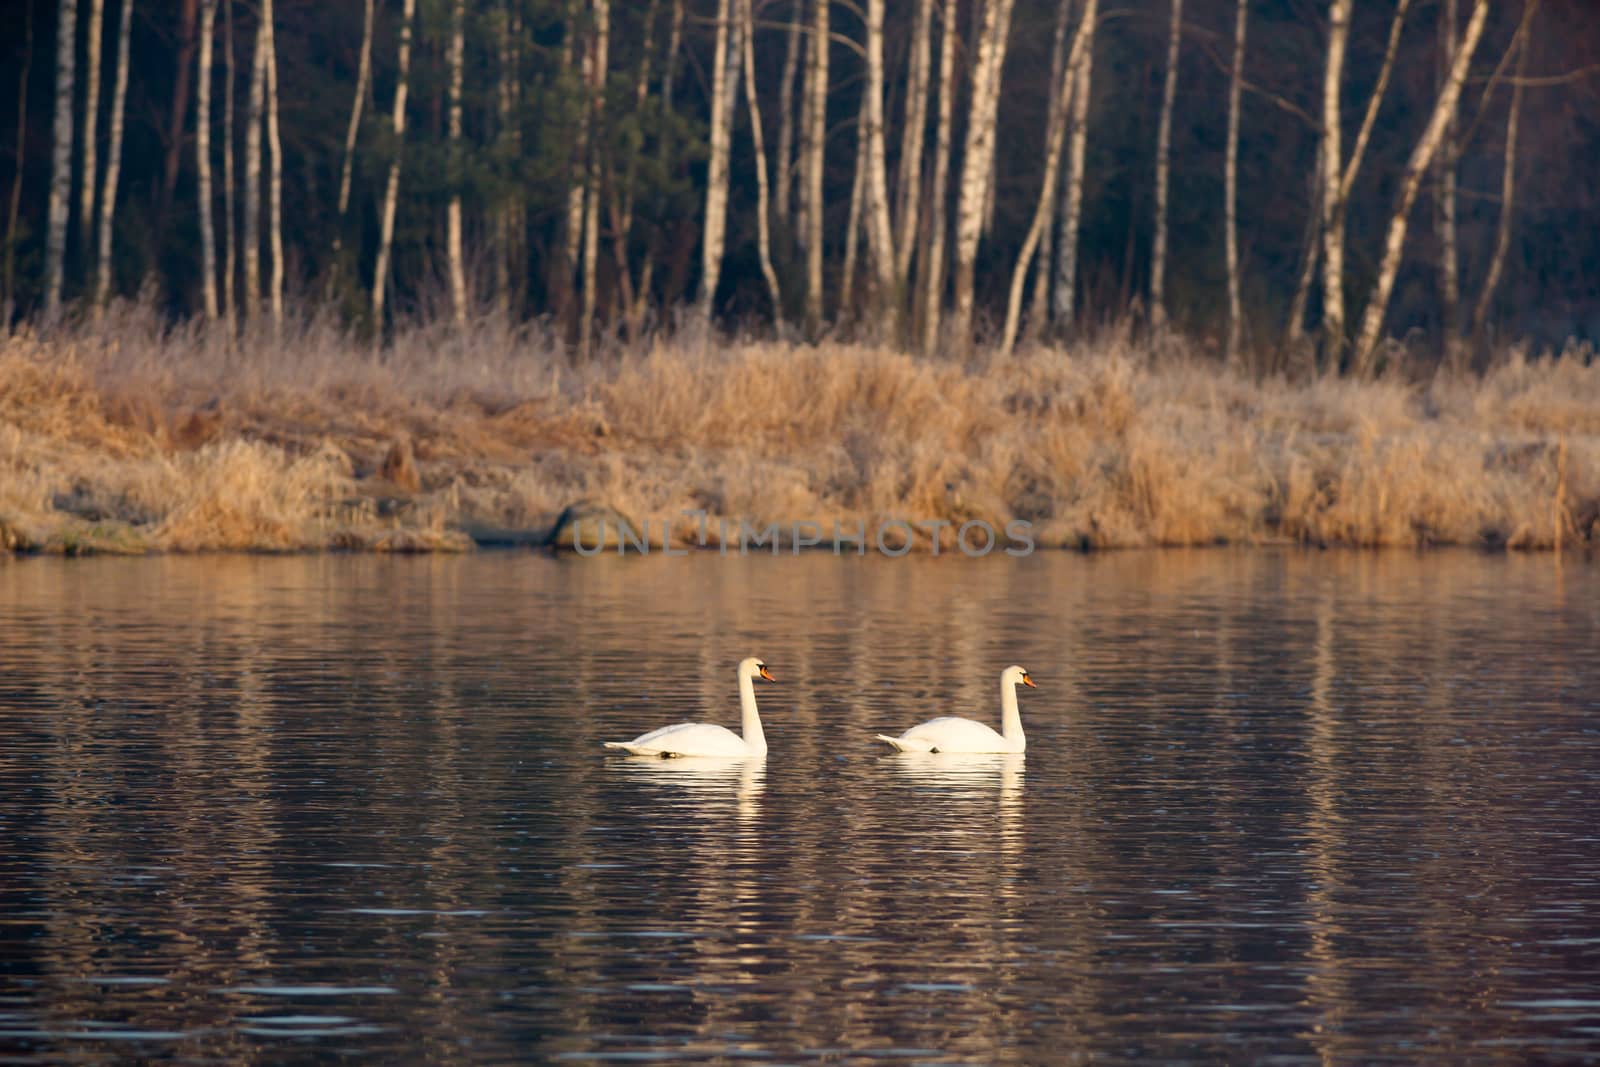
[603,657,774,757]
[876,665,1035,753]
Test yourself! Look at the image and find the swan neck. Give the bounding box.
[739,672,768,754]
[1001,680,1025,746]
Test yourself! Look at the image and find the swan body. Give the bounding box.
[876,665,1035,754]
[604,657,774,757]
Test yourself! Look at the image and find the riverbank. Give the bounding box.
[2,306,1596,555]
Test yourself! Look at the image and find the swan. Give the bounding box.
[875,665,1035,753]
[603,657,775,757]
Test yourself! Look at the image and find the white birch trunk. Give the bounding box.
[893,0,934,289]
[918,0,956,353]
[447,0,467,328]
[1352,0,1488,376]
[1052,1,1095,328]
[741,0,781,321]
[698,0,737,316]
[774,0,801,228]
[1224,0,1247,367]
[243,13,264,322]
[802,0,828,332]
[371,0,417,331]
[45,0,78,319]
[861,0,895,320]
[1319,0,1351,356]
[1000,0,1096,354]
[1340,0,1411,206]
[333,0,375,264]
[94,0,131,307]
[1023,0,1074,343]
[1436,0,1461,367]
[263,0,283,325]
[1150,0,1183,332]
[950,0,1016,347]
[563,3,588,281]
[1472,24,1527,343]
[1283,141,1320,357]
[79,0,102,267]
[579,0,608,355]
[222,0,235,322]
[197,0,218,319]
[839,93,866,318]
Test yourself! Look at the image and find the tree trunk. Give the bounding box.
[263,0,283,326]
[801,0,829,333]
[1150,0,1183,332]
[579,0,608,355]
[243,12,265,322]
[1352,0,1488,377]
[917,0,957,353]
[1224,0,1247,368]
[950,0,1016,348]
[371,0,417,332]
[79,0,103,268]
[1023,0,1074,346]
[861,0,896,324]
[45,0,78,320]
[563,2,587,294]
[698,0,738,317]
[1472,19,1528,346]
[1000,0,1096,355]
[5,4,35,317]
[333,0,375,274]
[893,0,933,296]
[1319,0,1351,360]
[95,0,132,307]
[839,93,867,319]
[447,0,467,328]
[1052,0,1096,329]
[1340,0,1411,207]
[1435,0,1461,369]
[197,0,218,319]
[222,0,236,322]
[741,0,781,322]
[159,0,201,227]
[774,0,801,228]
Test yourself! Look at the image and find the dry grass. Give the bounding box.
[1,302,1596,554]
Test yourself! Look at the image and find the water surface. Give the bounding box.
[1,550,1598,1063]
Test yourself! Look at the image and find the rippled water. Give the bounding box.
[1,550,1598,1064]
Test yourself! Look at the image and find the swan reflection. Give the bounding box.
[608,756,767,822]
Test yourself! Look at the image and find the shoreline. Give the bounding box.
[3,311,1597,557]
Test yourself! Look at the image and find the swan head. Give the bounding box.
[1002,665,1037,689]
[740,657,776,683]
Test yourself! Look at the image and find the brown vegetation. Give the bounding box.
[1,304,1596,555]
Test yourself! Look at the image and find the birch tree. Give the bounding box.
[263,0,284,325]
[95,0,132,306]
[1473,21,1529,344]
[1435,0,1461,366]
[372,0,418,331]
[861,0,896,324]
[1000,0,1097,354]
[894,0,934,289]
[1224,0,1247,366]
[1023,0,1074,344]
[1318,0,1351,355]
[1352,0,1489,376]
[1150,0,1183,331]
[774,0,801,227]
[197,0,219,319]
[741,0,781,320]
[579,0,608,355]
[332,0,375,274]
[950,0,1016,347]
[1052,0,1097,328]
[243,13,265,321]
[698,0,738,317]
[801,0,828,332]
[79,0,103,267]
[917,0,956,352]
[44,0,78,319]
[447,0,467,327]
[159,0,200,225]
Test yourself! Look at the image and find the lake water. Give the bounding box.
[1,550,1598,1064]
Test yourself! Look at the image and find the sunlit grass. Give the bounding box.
[1,301,1595,553]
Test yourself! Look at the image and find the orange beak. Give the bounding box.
[759,665,776,682]
[1022,675,1037,688]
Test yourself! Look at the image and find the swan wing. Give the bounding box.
[603,722,752,758]
[895,716,1018,754]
